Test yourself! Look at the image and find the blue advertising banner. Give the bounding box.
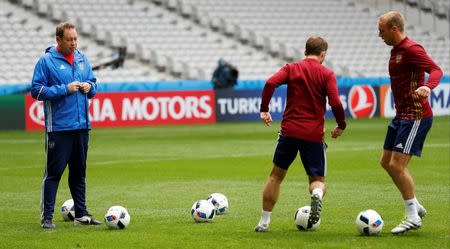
[215,89,285,122]
[215,85,380,122]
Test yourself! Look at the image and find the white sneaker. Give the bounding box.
[417,205,427,218]
[391,218,422,234]
[254,224,269,232]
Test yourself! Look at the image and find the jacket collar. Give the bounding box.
[45,45,82,62]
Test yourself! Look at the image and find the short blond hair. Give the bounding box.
[380,11,404,32]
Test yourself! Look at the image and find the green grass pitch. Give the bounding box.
[0,117,448,249]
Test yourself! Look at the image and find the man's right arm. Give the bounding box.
[260,65,289,112]
[31,58,69,101]
[259,65,289,126]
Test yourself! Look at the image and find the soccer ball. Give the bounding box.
[191,200,216,222]
[294,206,320,231]
[355,209,384,235]
[61,199,75,221]
[207,193,229,215]
[104,206,131,229]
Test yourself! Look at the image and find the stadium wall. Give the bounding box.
[0,77,449,130]
[0,94,24,130]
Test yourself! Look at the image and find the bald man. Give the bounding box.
[377,11,443,234]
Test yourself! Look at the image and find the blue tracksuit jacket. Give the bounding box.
[31,46,97,132]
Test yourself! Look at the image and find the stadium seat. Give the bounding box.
[0,0,448,84]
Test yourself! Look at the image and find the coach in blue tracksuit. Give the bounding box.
[31,22,101,228]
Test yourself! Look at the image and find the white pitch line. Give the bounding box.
[0,139,41,144]
[91,143,449,165]
[0,143,448,169]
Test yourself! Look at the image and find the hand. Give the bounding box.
[67,81,81,94]
[415,86,431,99]
[260,112,272,126]
[331,126,344,138]
[79,82,91,94]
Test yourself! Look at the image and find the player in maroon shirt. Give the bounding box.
[378,11,443,234]
[255,37,346,232]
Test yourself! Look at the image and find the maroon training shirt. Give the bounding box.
[260,58,346,143]
[389,37,443,120]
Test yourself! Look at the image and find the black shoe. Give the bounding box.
[308,193,323,225]
[74,214,102,225]
[41,218,56,229]
[254,224,269,232]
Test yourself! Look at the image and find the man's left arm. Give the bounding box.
[409,45,443,98]
[80,56,97,98]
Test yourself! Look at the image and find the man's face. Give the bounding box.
[378,19,394,46]
[57,28,77,55]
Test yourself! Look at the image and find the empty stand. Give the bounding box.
[1,0,448,84]
[0,0,172,84]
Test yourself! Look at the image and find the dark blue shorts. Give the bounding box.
[383,117,432,157]
[273,135,327,177]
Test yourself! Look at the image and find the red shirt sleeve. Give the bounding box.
[407,45,443,90]
[326,73,346,130]
[260,65,289,112]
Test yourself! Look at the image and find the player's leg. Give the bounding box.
[262,166,287,212]
[68,130,88,218]
[381,119,420,214]
[41,131,72,228]
[381,149,424,217]
[384,152,419,222]
[381,117,432,234]
[385,152,423,234]
[309,176,326,197]
[255,165,287,232]
[388,152,426,218]
[69,129,101,225]
[300,141,327,226]
[255,135,297,232]
[308,176,325,226]
[383,151,414,200]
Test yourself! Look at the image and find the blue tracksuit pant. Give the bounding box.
[41,129,89,219]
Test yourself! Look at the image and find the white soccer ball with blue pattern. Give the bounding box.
[207,193,229,215]
[355,209,383,235]
[191,200,216,222]
[61,199,75,221]
[294,205,320,231]
[104,206,131,229]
